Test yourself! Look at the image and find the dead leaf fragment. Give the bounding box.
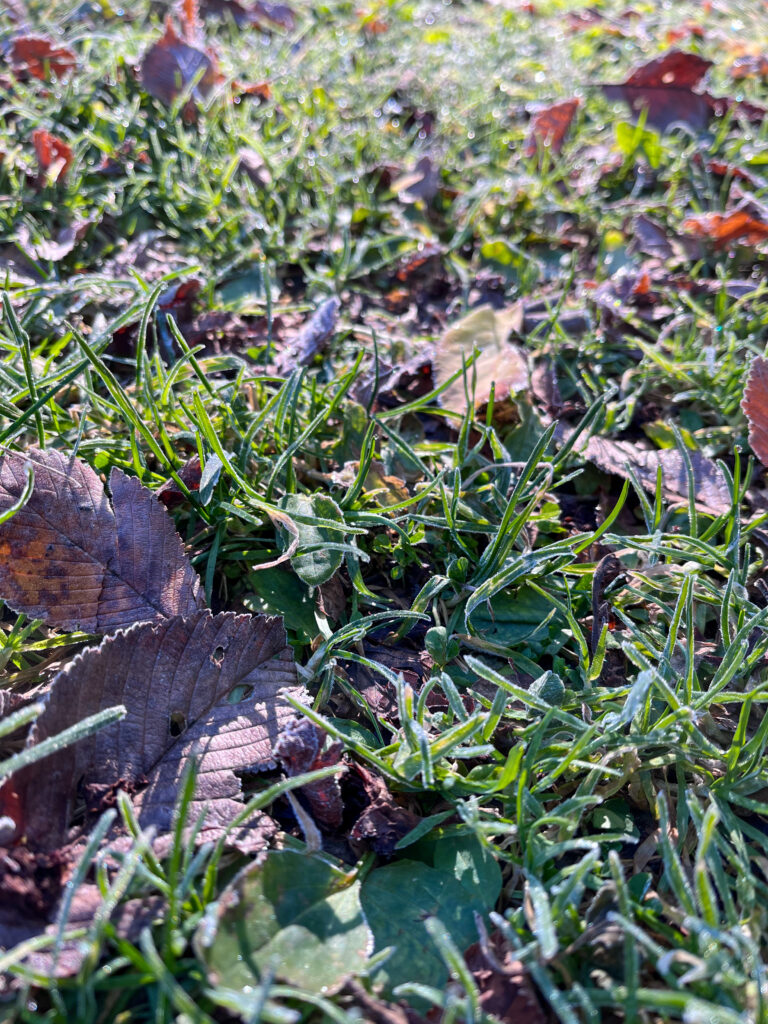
[274,716,344,828]
[16,219,92,262]
[464,930,547,1024]
[32,130,72,185]
[743,357,768,467]
[568,432,732,515]
[11,36,76,80]
[349,764,420,856]
[140,17,219,114]
[730,55,768,80]
[601,50,714,131]
[682,210,768,248]
[434,303,527,417]
[273,297,340,373]
[9,611,301,852]
[524,98,580,158]
[0,448,203,632]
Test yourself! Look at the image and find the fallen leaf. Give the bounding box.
[176,0,204,43]
[274,716,344,828]
[32,129,72,185]
[524,98,580,158]
[200,0,295,30]
[273,296,340,373]
[730,55,768,79]
[565,431,732,515]
[250,0,296,31]
[156,455,203,508]
[390,155,439,203]
[683,210,768,248]
[434,303,528,417]
[742,356,768,467]
[11,36,76,80]
[15,219,92,262]
[199,849,370,993]
[601,50,714,132]
[8,610,300,852]
[140,16,219,115]
[464,930,548,1024]
[0,448,203,631]
[349,764,421,856]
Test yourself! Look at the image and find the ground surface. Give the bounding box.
[2,0,768,1021]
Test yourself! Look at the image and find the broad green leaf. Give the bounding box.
[200,850,371,994]
[278,493,346,586]
[243,566,318,639]
[360,860,484,994]
[432,835,503,908]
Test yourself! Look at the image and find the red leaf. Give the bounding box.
[601,50,714,131]
[743,357,768,467]
[11,36,76,80]
[682,211,768,248]
[31,129,72,184]
[176,0,204,42]
[524,97,580,158]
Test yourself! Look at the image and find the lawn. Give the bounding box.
[2,0,768,1021]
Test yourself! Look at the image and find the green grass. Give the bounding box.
[3,0,768,1021]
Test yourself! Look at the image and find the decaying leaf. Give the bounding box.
[273,296,340,373]
[7,610,301,852]
[524,98,580,158]
[140,17,219,114]
[568,433,732,516]
[682,210,768,248]
[32,130,72,185]
[199,849,371,993]
[601,50,714,132]
[730,55,768,80]
[390,155,439,203]
[349,763,421,856]
[434,303,528,417]
[274,716,344,828]
[11,36,76,80]
[464,930,548,1024]
[0,448,203,632]
[743,356,768,467]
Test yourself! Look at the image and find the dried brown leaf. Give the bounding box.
[0,448,203,632]
[743,356,768,467]
[140,17,219,114]
[9,610,301,852]
[524,98,580,158]
[32,129,72,185]
[601,50,714,131]
[568,432,732,515]
[683,210,768,248]
[11,36,76,80]
[274,716,344,828]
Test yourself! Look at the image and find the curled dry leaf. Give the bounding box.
[32,129,72,185]
[349,763,421,856]
[682,210,768,248]
[434,303,528,417]
[11,36,76,80]
[16,219,93,262]
[140,17,219,114]
[742,356,768,467]
[273,296,340,373]
[274,716,344,828]
[7,610,301,852]
[0,448,203,632]
[524,98,580,158]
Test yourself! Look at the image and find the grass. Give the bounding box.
[3,0,768,1020]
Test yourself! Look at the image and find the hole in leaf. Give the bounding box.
[168,711,187,737]
[211,645,226,666]
[228,684,254,704]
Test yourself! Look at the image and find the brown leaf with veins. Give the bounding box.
[274,716,344,828]
[7,610,301,852]
[0,448,203,632]
[11,36,76,80]
[563,430,732,516]
[742,357,768,467]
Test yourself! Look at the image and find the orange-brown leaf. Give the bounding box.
[11,36,76,80]
[32,129,72,184]
[682,210,768,248]
[524,98,580,158]
[743,356,768,466]
[0,448,203,632]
